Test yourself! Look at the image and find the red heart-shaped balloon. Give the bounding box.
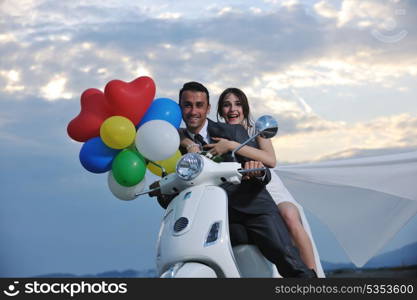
[67,88,112,142]
[104,76,156,125]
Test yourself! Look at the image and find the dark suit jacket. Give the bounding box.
[177,119,277,214]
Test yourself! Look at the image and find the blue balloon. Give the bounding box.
[79,137,120,173]
[137,98,182,129]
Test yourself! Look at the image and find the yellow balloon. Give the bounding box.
[100,116,136,149]
[147,150,182,176]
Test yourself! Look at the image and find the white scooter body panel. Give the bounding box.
[232,245,281,278]
[156,185,240,277]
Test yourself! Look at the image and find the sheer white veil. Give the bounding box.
[275,151,417,267]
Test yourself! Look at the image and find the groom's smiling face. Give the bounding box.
[180,90,211,133]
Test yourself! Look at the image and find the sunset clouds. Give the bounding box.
[1,0,416,162]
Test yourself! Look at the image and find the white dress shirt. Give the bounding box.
[185,119,210,144]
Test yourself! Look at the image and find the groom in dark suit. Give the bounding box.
[154,81,316,278]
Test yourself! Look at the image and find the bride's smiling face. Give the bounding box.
[220,93,244,125]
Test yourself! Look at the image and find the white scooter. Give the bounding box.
[138,116,281,278]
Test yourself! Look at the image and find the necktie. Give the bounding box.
[194,134,207,146]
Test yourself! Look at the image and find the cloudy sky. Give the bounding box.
[1,0,416,276]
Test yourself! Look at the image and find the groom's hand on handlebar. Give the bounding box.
[149,181,161,197]
[242,161,265,180]
[149,180,171,210]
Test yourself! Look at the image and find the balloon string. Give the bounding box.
[149,161,168,177]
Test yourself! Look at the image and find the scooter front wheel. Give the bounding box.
[160,262,217,278]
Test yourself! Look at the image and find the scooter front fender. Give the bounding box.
[160,262,217,278]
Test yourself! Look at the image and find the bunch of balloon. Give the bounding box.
[67,76,182,201]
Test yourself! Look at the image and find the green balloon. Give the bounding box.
[128,143,150,164]
[112,149,146,187]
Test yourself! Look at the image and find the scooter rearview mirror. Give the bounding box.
[149,161,168,177]
[255,115,278,139]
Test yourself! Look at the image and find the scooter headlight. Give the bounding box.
[176,153,204,181]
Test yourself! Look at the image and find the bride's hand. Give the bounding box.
[204,137,236,156]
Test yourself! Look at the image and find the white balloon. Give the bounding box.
[107,171,146,201]
[135,120,180,161]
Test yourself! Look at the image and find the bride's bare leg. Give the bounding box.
[278,202,317,272]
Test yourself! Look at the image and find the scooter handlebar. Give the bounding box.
[135,166,267,198]
[134,186,161,197]
[238,167,267,174]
